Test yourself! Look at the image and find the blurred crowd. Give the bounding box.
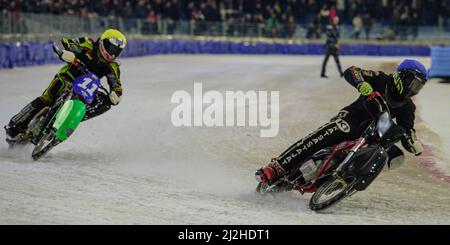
[1,0,449,39]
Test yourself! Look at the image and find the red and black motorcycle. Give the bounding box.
[256,93,407,211]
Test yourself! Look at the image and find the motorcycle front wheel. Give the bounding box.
[32,129,59,160]
[309,175,357,211]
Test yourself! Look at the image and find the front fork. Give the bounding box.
[334,137,366,178]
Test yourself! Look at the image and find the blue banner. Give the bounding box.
[0,40,432,69]
[429,46,450,78]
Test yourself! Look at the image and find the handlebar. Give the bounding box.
[72,58,87,71]
[366,91,390,115]
[98,84,110,95]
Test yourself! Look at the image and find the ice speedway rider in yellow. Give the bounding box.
[5,29,127,142]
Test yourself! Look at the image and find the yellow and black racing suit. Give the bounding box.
[7,37,123,137]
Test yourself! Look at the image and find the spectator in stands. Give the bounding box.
[306,13,321,39]
[328,4,337,19]
[376,27,396,41]
[319,4,330,34]
[347,0,358,25]
[253,12,265,36]
[305,0,319,24]
[410,7,420,40]
[65,1,78,16]
[263,4,272,20]
[238,14,247,36]
[191,4,205,35]
[123,1,133,18]
[286,15,296,38]
[133,0,148,20]
[122,1,134,32]
[8,0,22,33]
[0,0,442,27]
[164,0,180,35]
[439,1,450,31]
[0,0,447,40]
[8,1,21,15]
[203,0,220,35]
[254,0,263,17]
[145,9,158,34]
[336,0,345,20]
[352,13,362,39]
[97,0,111,18]
[0,0,9,12]
[273,1,282,18]
[362,12,373,40]
[398,6,409,40]
[266,13,280,38]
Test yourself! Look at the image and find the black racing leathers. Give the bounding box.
[273,66,416,174]
[321,24,343,77]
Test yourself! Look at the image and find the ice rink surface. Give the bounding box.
[0,55,449,224]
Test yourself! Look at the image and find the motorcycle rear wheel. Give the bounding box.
[309,176,357,211]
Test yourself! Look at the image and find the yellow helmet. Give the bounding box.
[98,29,127,62]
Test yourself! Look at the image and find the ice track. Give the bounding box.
[0,55,449,224]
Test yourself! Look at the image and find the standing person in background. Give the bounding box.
[321,16,344,78]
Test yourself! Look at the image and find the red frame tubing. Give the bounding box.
[299,140,356,193]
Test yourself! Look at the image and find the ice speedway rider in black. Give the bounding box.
[4,29,127,143]
[256,59,428,187]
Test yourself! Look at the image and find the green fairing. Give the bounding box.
[53,99,86,141]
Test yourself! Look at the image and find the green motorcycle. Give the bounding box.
[10,61,106,160]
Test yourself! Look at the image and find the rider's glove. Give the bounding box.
[53,41,75,63]
[357,81,373,96]
[60,50,76,63]
[109,91,121,105]
[401,129,423,156]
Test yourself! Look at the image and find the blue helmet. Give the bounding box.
[393,59,428,97]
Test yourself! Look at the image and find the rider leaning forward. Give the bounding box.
[5,29,126,143]
[256,59,428,187]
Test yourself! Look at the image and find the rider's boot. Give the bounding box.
[4,124,21,143]
[255,166,278,184]
[5,97,47,143]
[255,159,286,184]
[255,160,289,193]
